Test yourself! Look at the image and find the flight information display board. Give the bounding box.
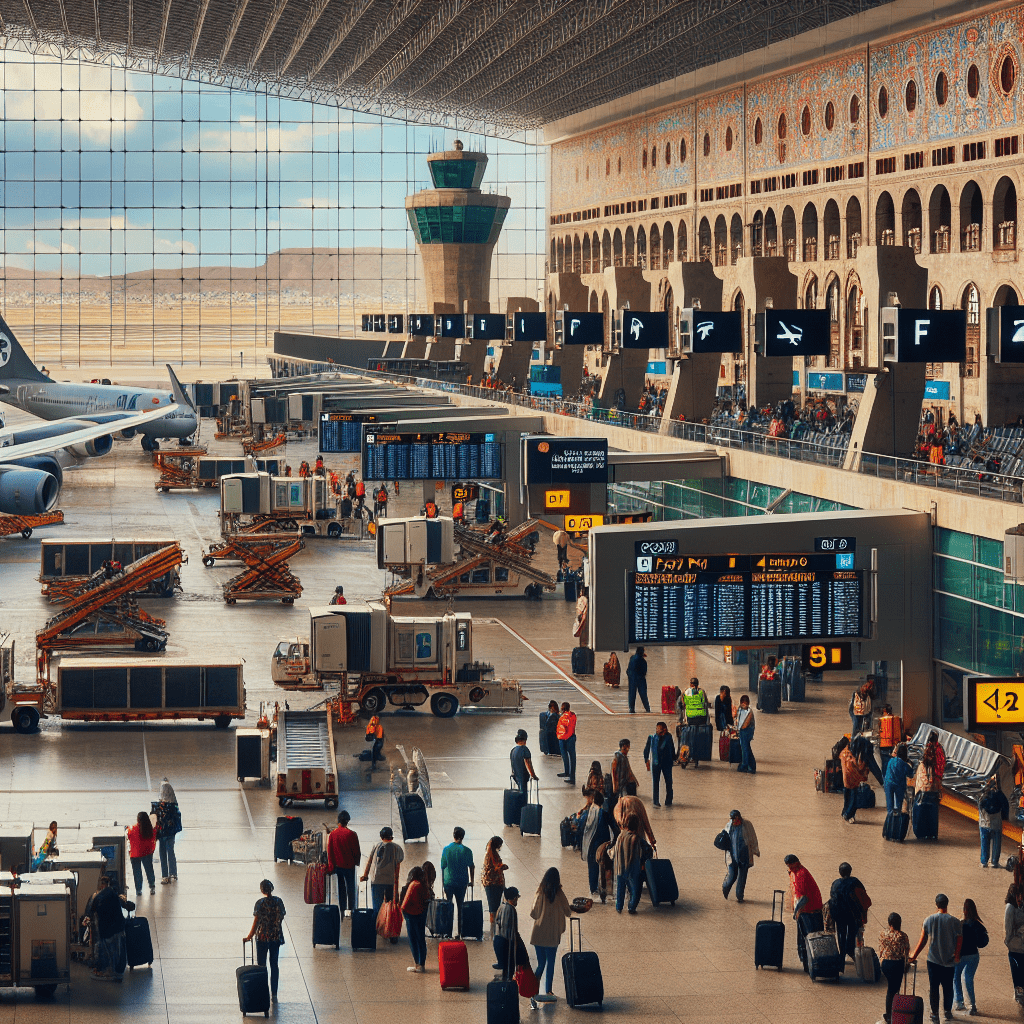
[363,431,502,481]
[627,551,863,644]
[319,412,378,453]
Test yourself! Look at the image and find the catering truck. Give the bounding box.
[270,603,522,717]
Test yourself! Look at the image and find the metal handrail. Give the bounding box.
[858,451,1024,503]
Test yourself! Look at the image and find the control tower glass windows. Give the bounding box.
[428,159,486,190]
[407,204,507,244]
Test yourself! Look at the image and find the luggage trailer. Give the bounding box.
[275,709,339,808]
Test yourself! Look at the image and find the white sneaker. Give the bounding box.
[953,1003,966,1012]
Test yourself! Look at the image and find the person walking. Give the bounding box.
[440,827,474,939]
[1004,877,1024,1005]
[909,893,963,1023]
[481,837,508,937]
[953,898,987,1014]
[714,685,734,732]
[613,793,656,848]
[360,827,404,920]
[557,702,577,785]
[722,810,759,903]
[127,811,157,896]
[626,647,650,713]
[849,679,875,738]
[326,810,360,915]
[603,652,621,688]
[366,714,385,771]
[510,729,538,794]
[553,527,570,572]
[643,722,676,808]
[884,742,914,815]
[784,855,824,972]
[584,761,605,797]
[978,776,1010,868]
[399,866,430,973]
[840,741,869,824]
[529,867,572,1005]
[32,821,58,871]
[736,694,756,773]
[244,880,286,1003]
[681,677,710,767]
[611,739,638,810]
[613,814,643,915]
[154,778,182,885]
[580,790,617,901]
[89,875,134,982]
[878,911,911,1024]
[828,862,871,961]
[493,887,531,979]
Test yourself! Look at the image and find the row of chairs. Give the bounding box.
[905,723,1004,802]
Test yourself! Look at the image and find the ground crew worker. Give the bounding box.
[330,586,347,606]
[366,715,384,770]
[299,461,311,478]
[877,704,903,772]
[682,677,710,767]
[354,478,366,511]
[556,702,577,785]
[553,528,570,571]
[452,500,465,524]
[314,455,325,475]
[375,486,388,518]
[423,500,437,519]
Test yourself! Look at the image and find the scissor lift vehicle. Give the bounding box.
[205,534,303,604]
[0,511,64,540]
[153,448,208,491]
[35,544,184,655]
[242,432,286,456]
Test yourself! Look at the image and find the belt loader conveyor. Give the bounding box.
[275,709,338,808]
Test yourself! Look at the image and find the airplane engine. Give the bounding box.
[0,467,59,514]
[66,433,113,458]
[12,455,63,488]
[117,428,137,440]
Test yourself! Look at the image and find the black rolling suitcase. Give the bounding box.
[679,724,712,763]
[757,678,782,713]
[912,792,939,840]
[237,940,270,1017]
[754,889,786,970]
[571,645,595,674]
[645,853,678,906]
[806,930,845,981]
[545,713,560,755]
[729,737,742,763]
[520,779,543,836]
[274,815,303,862]
[504,776,527,827]
[125,913,154,969]
[562,917,603,1008]
[397,792,429,841]
[884,805,910,842]
[487,978,520,1023]
[426,897,455,938]
[461,884,485,940]
[538,712,551,754]
[313,872,341,949]
[351,883,377,951]
[559,815,578,849]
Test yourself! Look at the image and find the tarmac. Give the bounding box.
[0,389,1018,1024]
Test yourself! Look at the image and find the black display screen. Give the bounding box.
[627,551,863,644]
[894,309,967,362]
[363,431,502,480]
[472,314,506,341]
[683,310,743,353]
[562,312,603,346]
[760,309,831,357]
[387,314,405,334]
[320,412,378,454]
[439,314,466,338]
[409,314,434,336]
[524,437,608,484]
[994,305,1024,363]
[621,310,669,349]
[513,312,547,342]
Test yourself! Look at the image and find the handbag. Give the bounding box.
[514,964,540,999]
[376,900,403,939]
[713,829,730,851]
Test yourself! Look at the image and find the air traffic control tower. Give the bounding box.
[405,141,510,314]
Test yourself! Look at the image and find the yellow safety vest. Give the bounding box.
[684,689,706,717]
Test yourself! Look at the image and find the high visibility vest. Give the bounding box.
[366,716,382,740]
[355,481,365,497]
[878,713,902,748]
[684,689,707,718]
[556,712,576,740]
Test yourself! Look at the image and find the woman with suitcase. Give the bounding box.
[399,866,430,973]
[1004,878,1024,1007]
[481,837,509,937]
[529,868,572,1007]
[243,880,286,1002]
[877,911,910,1023]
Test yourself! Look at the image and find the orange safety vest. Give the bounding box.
[556,711,576,740]
[452,502,464,521]
[425,502,437,518]
[878,713,903,748]
[355,481,365,497]
[366,716,383,740]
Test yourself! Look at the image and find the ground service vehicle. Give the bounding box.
[39,538,181,599]
[220,472,359,538]
[275,708,339,808]
[271,603,523,717]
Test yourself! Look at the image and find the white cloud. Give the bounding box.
[26,239,77,254]
[156,238,197,254]
[299,197,341,209]
[2,54,144,143]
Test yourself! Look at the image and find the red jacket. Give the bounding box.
[127,824,156,859]
[327,825,361,871]
[556,711,576,740]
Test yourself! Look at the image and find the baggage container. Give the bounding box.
[351,883,377,951]
[570,645,594,674]
[520,780,542,837]
[125,914,153,969]
[486,978,520,1024]
[461,885,484,941]
[645,854,678,906]
[396,792,429,841]
[503,782,526,828]
[912,792,939,840]
[806,930,844,981]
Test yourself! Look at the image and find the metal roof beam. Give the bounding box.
[124,0,132,56]
[247,0,289,74]
[187,0,212,69]
[92,0,101,46]
[305,0,376,85]
[56,0,69,37]
[216,0,250,73]
[155,0,173,64]
[20,0,38,36]
[334,0,429,89]
[277,0,330,79]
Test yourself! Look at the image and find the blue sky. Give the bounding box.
[0,52,546,278]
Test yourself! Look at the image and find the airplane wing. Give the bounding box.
[0,403,176,462]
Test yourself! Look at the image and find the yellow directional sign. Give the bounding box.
[544,490,571,508]
[565,515,604,532]
[801,643,852,672]
[967,677,1024,730]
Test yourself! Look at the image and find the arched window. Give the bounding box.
[963,283,980,326]
[1002,55,1016,94]
[605,158,610,176]
[643,147,648,169]
[804,274,818,310]
[617,157,621,174]
[850,95,860,122]
[878,85,888,117]
[824,101,835,131]
[754,118,763,144]
[703,133,710,157]
[679,137,687,162]
[664,143,671,165]
[801,106,811,135]
[905,79,917,113]
[929,286,942,310]
[967,64,980,98]
[935,72,948,105]
[652,146,658,168]
[777,113,787,139]
[725,126,733,151]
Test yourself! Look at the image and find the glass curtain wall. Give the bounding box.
[0,52,545,367]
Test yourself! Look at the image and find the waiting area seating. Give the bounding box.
[905,723,1005,802]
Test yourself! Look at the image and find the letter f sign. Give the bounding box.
[914,319,929,346]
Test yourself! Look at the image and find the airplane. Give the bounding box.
[0,313,198,452]
[777,323,804,346]
[696,321,715,340]
[629,318,643,341]
[0,401,177,516]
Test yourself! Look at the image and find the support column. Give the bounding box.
[659,353,723,431]
[843,364,927,468]
[748,353,795,411]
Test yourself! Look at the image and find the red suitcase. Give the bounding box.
[438,940,470,991]
[891,963,924,1024]
[661,686,676,713]
[719,730,731,761]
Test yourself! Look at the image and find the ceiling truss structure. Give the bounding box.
[0,0,897,135]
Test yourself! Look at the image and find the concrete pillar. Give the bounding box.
[749,353,796,411]
[659,353,723,430]
[843,363,928,466]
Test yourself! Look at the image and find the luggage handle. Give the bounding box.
[902,960,917,996]
[242,938,256,965]
[771,888,785,924]
[569,914,582,953]
[527,777,540,805]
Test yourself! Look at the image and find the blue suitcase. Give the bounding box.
[426,897,455,938]
[274,815,303,862]
[504,777,526,827]
[755,890,786,970]
[313,874,341,949]
[645,854,678,906]
[350,882,376,950]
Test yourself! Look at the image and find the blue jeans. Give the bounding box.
[723,859,748,900]
[444,883,467,936]
[738,729,755,772]
[884,783,906,815]
[99,932,125,979]
[615,862,641,912]
[131,855,155,894]
[159,836,177,878]
[981,826,1003,866]
[256,940,280,997]
[534,945,557,993]
[953,952,979,1006]
[370,883,394,916]
[404,911,426,966]
[559,734,577,780]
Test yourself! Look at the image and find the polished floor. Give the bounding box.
[0,403,1017,1023]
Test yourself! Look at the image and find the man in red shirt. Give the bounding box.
[327,810,361,915]
[556,702,577,785]
[785,854,824,973]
